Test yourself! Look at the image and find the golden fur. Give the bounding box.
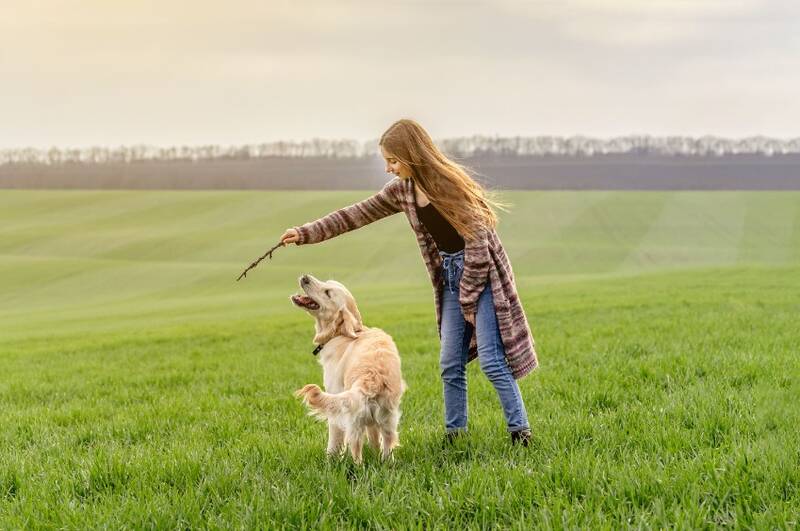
[291,275,406,464]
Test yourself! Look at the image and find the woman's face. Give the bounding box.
[380,145,413,180]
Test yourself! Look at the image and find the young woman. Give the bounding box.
[281,119,538,446]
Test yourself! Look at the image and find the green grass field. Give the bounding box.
[1,189,799,528]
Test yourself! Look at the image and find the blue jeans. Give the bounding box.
[439,249,530,433]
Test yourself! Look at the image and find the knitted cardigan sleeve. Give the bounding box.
[293,178,403,245]
[458,224,491,321]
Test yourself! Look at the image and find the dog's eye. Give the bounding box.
[325,289,331,297]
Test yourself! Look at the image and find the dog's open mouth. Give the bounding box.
[291,294,320,311]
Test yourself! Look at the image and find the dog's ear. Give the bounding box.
[347,299,363,331]
[338,306,362,339]
[314,305,361,344]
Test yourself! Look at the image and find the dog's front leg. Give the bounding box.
[367,426,381,452]
[326,422,344,456]
[347,427,365,465]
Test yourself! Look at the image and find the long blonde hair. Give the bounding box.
[379,119,508,241]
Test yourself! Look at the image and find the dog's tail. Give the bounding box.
[294,384,366,420]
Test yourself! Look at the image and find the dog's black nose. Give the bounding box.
[301,275,310,285]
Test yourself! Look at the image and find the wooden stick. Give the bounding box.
[236,241,284,281]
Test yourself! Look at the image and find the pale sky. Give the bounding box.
[2,0,799,149]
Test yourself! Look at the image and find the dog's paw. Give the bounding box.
[294,383,321,401]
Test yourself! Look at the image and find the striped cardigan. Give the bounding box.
[293,177,538,380]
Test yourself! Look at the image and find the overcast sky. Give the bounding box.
[2,0,799,148]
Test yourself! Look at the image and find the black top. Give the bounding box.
[415,201,465,252]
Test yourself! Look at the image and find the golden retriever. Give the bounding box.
[291,274,406,464]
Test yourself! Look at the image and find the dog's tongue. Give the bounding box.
[292,294,320,310]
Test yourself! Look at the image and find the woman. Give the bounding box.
[281,119,537,446]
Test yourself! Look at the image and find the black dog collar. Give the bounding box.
[312,343,324,356]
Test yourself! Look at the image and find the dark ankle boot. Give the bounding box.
[510,429,531,447]
[442,430,466,447]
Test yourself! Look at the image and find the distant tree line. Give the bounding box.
[2,135,800,166]
[439,135,800,158]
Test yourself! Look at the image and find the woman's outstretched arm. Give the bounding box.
[286,178,403,245]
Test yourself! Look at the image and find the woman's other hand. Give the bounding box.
[280,228,300,245]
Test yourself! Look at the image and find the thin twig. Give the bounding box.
[237,241,284,281]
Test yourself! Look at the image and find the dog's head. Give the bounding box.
[290,274,363,345]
